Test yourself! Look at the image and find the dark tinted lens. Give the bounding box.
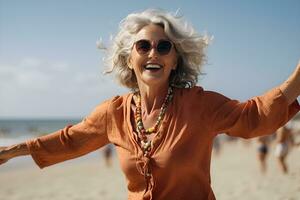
[135,40,151,54]
[157,40,172,55]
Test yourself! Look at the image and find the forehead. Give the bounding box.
[135,24,168,41]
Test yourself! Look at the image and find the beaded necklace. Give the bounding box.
[134,87,173,155]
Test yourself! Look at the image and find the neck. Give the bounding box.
[138,83,169,115]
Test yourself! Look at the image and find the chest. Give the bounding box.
[107,94,214,185]
[113,115,213,183]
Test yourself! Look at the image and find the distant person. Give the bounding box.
[213,136,222,157]
[0,9,300,199]
[103,144,113,167]
[256,135,271,174]
[275,126,300,174]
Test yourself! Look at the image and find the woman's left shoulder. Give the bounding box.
[175,86,204,97]
[176,86,229,101]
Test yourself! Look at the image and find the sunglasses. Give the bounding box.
[134,39,173,56]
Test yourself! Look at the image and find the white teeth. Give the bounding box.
[145,64,161,69]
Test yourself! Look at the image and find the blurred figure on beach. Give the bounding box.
[103,144,113,167]
[274,125,300,174]
[213,136,222,157]
[256,135,272,174]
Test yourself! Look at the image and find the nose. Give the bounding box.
[148,46,159,58]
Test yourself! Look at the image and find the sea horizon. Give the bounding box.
[0,118,82,146]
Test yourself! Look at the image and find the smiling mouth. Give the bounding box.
[144,64,162,70]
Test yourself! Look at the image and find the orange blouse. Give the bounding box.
[26,86,300,200]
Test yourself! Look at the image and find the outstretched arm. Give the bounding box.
[210,61,300,139]
[279,61,300,105]
[0,99,112,168]
[0,143,30,165]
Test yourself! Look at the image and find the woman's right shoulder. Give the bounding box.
[84,93,130,122]
[93,93,131,112]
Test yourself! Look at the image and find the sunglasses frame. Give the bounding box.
[134,39,174,56]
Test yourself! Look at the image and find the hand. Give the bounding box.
[294,60,300,76]
[0,143,30,166]
[279,60,300,104]
[0,146,11,165]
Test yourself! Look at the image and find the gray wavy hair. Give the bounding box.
[103,8,210,90]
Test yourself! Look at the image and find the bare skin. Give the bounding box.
[279,61,300,104]
[0,143,29,165]
[128,24,178,141]
[128,25,177,113]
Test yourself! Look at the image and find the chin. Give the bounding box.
[142,77,169,88]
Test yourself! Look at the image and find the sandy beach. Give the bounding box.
[0,140,299,200]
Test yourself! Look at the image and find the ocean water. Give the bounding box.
[0,119,81,146]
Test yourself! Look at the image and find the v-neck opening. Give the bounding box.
[125,90,175,157]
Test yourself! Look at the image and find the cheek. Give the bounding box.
[131,53,144,65]
[131,59,145,75]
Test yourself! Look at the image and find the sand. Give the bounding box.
[0,140,300,200]
[211,140,300,200]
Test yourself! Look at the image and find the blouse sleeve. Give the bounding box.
[26,100,111,168]
[209,87,300,138]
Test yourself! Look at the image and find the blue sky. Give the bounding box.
[0,0,299,118]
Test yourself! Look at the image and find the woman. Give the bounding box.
[0,9,300,200]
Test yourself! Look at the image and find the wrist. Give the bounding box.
[279,67,300,104]
[7,143,29,157]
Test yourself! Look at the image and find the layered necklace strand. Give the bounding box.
[134,87,173,155]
